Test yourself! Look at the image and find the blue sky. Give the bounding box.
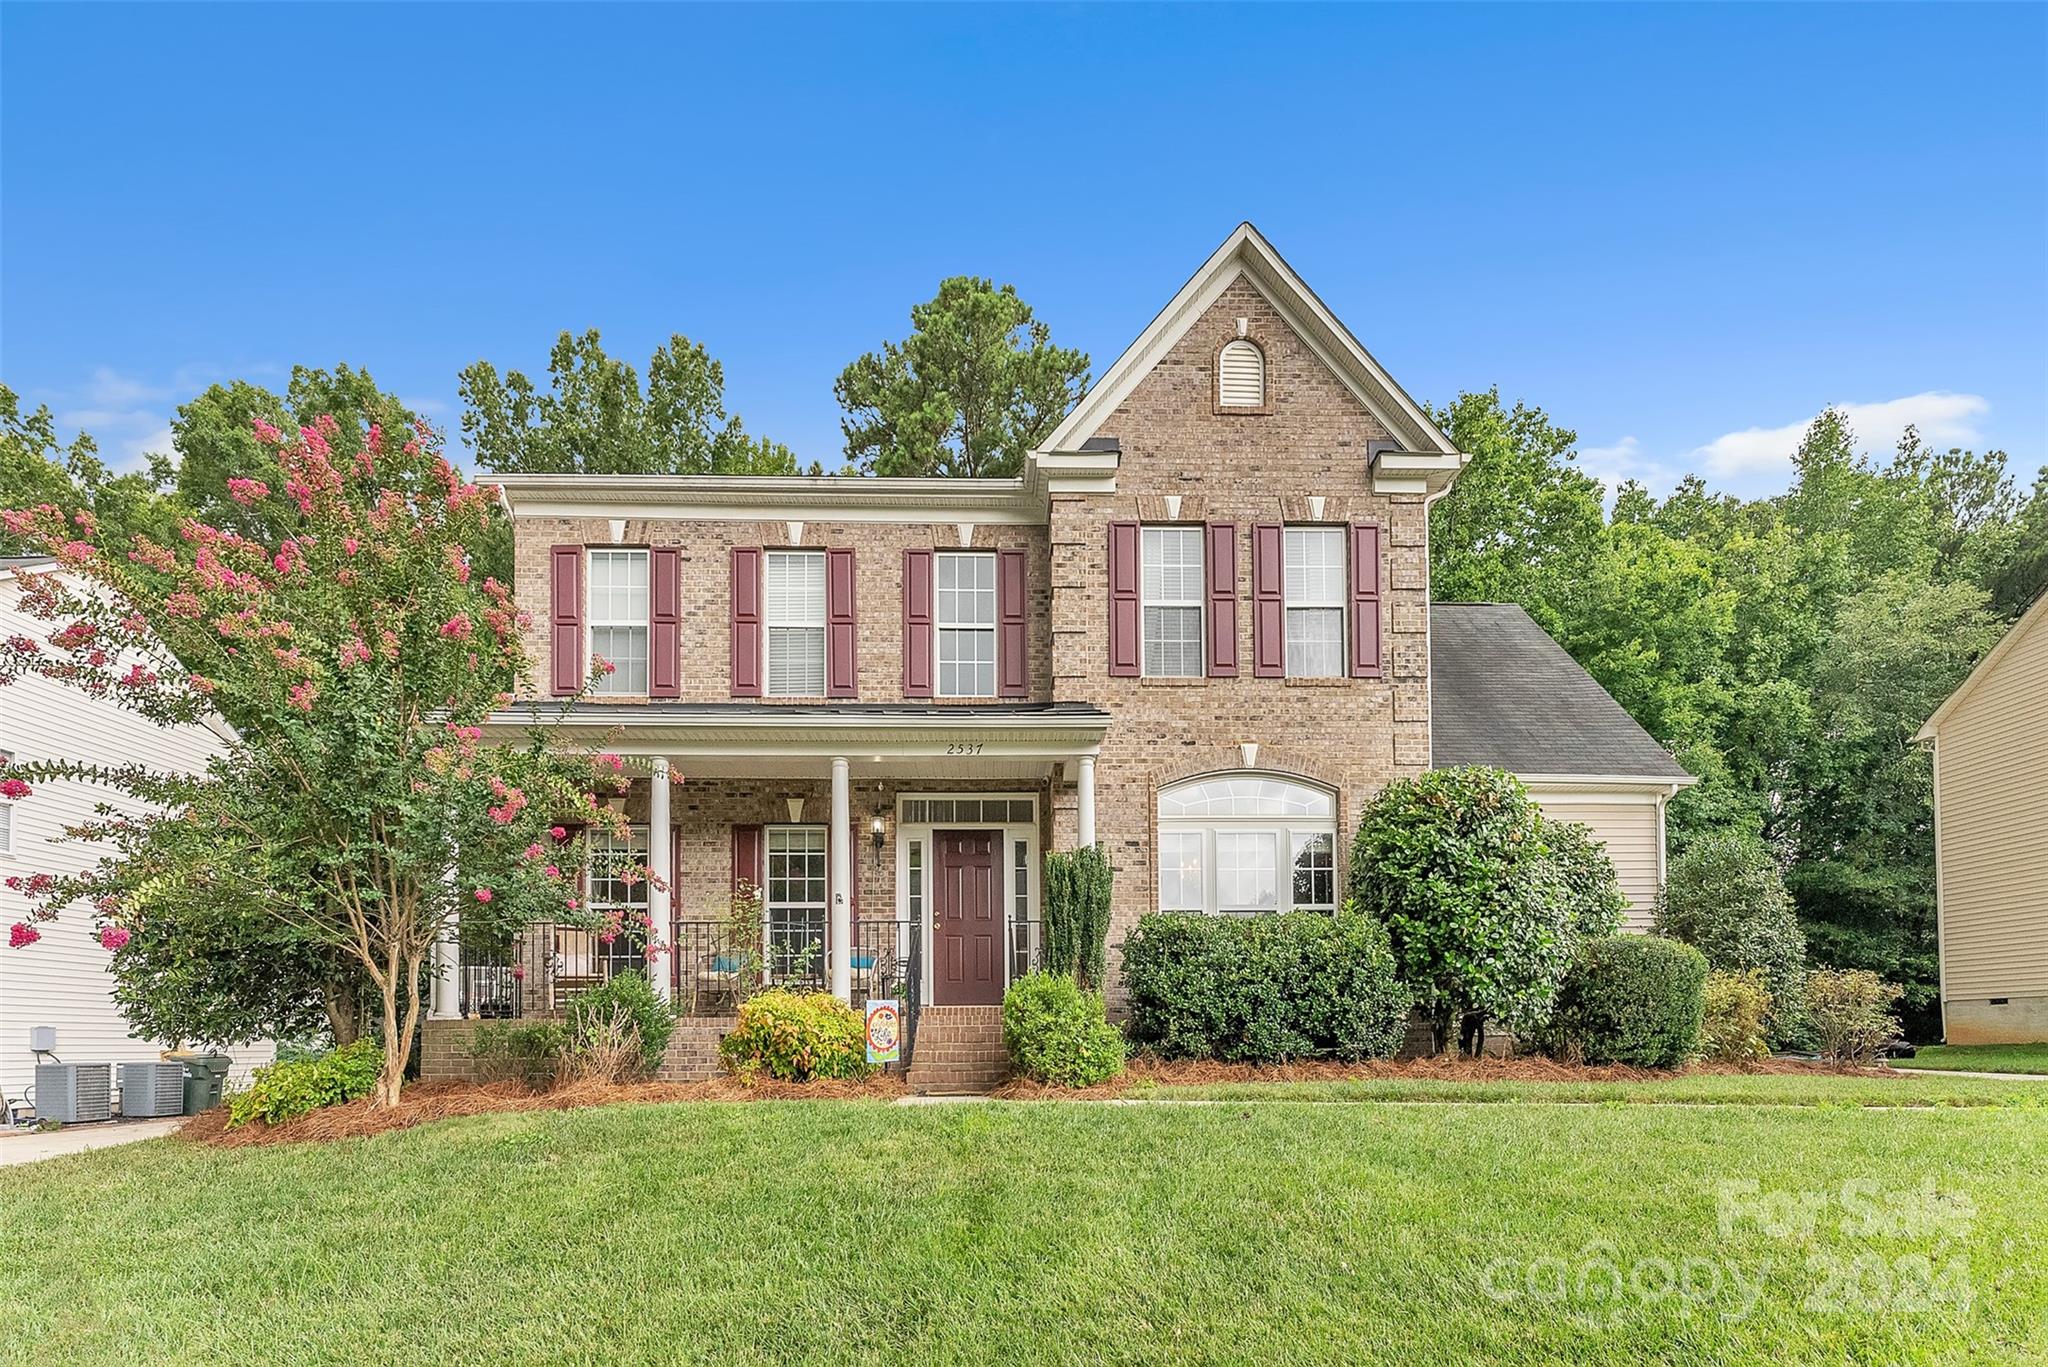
[4,3,2043,501]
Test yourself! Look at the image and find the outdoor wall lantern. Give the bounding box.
[870,814,886,858]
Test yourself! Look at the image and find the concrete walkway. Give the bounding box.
[0,1116,185,1166]
[1885,1065,2048,1081]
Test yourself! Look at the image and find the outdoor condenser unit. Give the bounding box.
[34,1062,112,1123]
[117,1061,186,1117]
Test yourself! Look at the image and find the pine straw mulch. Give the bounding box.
[178,1073,907,1149]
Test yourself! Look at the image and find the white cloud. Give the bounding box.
[81,366,173,409]
[1575,435,1657,500]
[123,425,176,466]
[1688,391,1989,478]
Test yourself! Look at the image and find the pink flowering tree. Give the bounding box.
[0,416,653,1107]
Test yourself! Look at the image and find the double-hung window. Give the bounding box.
[765,826,828,979]
[0,748,15,857]
[1140,526,1204,678]
[765,550,827,697]
[1283,527,1346,678]
[935,551,996,698]
[588,548,649,695]
[1156,774,1338,914]
[582,824,649,977]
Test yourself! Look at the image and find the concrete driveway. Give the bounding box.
[0,1116,185,1166]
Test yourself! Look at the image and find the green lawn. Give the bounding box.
[1892,1043,2048,1075]
[3,1094,2043,1364]
[1120,1068,2048,1107]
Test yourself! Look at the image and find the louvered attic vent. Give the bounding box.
[1218,339,1264,408]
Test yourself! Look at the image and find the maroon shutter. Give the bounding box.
[1351,522,1383,678]
[997,548,1028,697]
[649,546,681,698]
[1107,521,1140,677]
[1252,523,1284,678]
[902,549,934,698]
[826,547,857,698]
[731,824,764,898]
[729,547,762,698]
[549,545,584,696]
[1206,522,1238,677]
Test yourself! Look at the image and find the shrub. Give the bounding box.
[1537,935,1707,1068]
[1043,844,1114,991]
[566,969,674,1080]
[1001,973,1126,1087]
[470,1021,570,1086]
[1699,970,1774,1064]
[718,989,874,1082]
[1349,767,1588,1053]
[1121,910,1413,1063]
[226,1038,383,1127]
[1805,968,1901,1065]
[1655,833,1807,1038]
[1540,820,1628,939]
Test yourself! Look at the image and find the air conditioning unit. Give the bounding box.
[118,1061,186,1117]
[35,1062,112,1124]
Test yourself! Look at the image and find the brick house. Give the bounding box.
[424,224,1690,1088]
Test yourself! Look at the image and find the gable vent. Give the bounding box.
[1218,339,1265,409]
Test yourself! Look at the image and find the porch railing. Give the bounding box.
[458,948,523,1020]
[671,917,918,1016]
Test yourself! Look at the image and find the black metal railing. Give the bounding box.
[458,946,523,1019]
[1010,918,1044,984]
[669,916,921,1018]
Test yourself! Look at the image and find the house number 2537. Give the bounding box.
[945,742,985,756]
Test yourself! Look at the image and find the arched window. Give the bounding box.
[1157,773,1337,915]
[1217,339,1265,409]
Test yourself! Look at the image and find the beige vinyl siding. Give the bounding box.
[1929,605,2048,1008]
[1528,791,1663,930]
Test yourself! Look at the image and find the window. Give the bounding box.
[765,826,828,977]
[935,551,997,697]
[588,549,649,695]
[0,748,14,857]
[1218,339,1265,408]
[1155,774,1338,915]
[1284,527,1345,678]
[765,550,826,697]
[1140,526,1204,677]
[582,824,649,977]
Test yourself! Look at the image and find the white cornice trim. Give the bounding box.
[1517,773,1697,795]
[1916,589,2047,741]
[495,473,1046,525]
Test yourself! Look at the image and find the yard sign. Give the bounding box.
[865,999,901,1065]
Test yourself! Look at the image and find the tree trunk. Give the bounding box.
[1459,1011,1488,1059]
[373,966,405,1108]
[323,979,362,1047]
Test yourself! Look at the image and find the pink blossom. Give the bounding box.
[511,965,526,981]
[338,637,372,669]
[99,925,131,951]
[596,753,624,773]
[117,664,159,689]
[0,778,30,800]
[439,614,473,641]
[550,825,568,841]
[226,478,270,506]
[7,923,39,949]
[165,592,204,619]
[473,888,493,903]
[287,681,319,712]
[251,417,285,444]
[343,537,361,556]
[544,865,560,879]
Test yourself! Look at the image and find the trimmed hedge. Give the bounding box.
[1540,935,1707,1068]
[1002,973,1126,1088]
[718,990,874,1082]
[1121,911,1413,1062]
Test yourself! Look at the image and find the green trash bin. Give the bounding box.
[179,1054,233,1115]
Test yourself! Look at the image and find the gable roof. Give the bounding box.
[1916,588,2048,741]
[1034,222,1460,459]
[1431,603,1693,785]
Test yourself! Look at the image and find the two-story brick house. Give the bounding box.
[426,224,1690,1088]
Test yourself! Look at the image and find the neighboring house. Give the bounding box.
[440,223,1690,1087]
[0,557,273,1116]
[1915,591,2048,1045]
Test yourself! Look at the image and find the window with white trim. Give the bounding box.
[765,825,827,977]
[1156,774,1338,914]
[0,749,15,857]
[1140,526,1204,678]
[1218,339,1265,408]
[935,551,996,698]
[1284,527,1346,678]
[579,824,649,977]
[588,549,649,695]
[765,550,827,697]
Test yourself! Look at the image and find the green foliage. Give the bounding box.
[1042,844,1113,992]
[1540,820,1630,938]
[1000,972,1126,1088]
[834,276,1089,478]
[1347,767,1589,1051]
[1805,968,1903,1066]
[1655,833,1808,1038]
[1699,969,1774,1064]
[718,990,874,1083]
[470,1021,570,1087]
[1120,910,1413,1063]
[226,1039,383,1127]
[460,329,802,477]
[565,969,675,1078]
[1536,935,1707,1069]
[0,386,180,558]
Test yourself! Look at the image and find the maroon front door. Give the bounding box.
[933,830,1002,1005]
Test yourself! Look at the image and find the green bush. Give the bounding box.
[566,969,675,1079]
[1121,910,1414,1063]
[1538,935,1707,1068]
[1001,973,1126,1087]
[1043,844,1114,991]
[1699,969,1774,1064]
[1805,968,1901,1065]
[718,989,874,1082]
[1655,833,1807,1039]
[226,1038,384,1127]
[1541,819,1629,938]
[470,1021,570,1086]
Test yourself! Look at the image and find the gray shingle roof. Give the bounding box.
[1430,604,1690,782]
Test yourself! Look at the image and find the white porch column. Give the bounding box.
[647,757,673,1004]
[1077,754,1097,848]
[830,755,852,1003]
[430,910,459,1019]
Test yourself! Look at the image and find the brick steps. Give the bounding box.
[908,1005,1010,1094]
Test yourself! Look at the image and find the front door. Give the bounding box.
[933,830,1002,1005]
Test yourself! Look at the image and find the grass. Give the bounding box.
[3,1090,2044,1364]
[1891,1043,2048,1075]
[1119,1068,2048,1108]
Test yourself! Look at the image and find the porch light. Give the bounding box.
[870,814,886,857]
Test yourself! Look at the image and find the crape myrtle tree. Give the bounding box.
[0,415,661,1107]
